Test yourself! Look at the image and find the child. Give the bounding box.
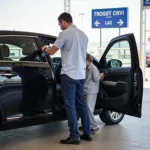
[79,54,104,134]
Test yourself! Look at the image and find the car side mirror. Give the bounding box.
[107,59,122,68]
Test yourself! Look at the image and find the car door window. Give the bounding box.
[0,36,46,83]
[106,41,131,68]
[0,36,45,62]
[0,36,48,88]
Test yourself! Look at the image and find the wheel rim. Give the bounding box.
[108,111,123,121]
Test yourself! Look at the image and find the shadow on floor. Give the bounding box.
[0,121,67,149]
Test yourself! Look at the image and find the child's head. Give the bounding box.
[86,54,93,66]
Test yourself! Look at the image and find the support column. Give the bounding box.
[64,0,70,13]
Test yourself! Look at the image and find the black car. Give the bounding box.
[0,31,143,131]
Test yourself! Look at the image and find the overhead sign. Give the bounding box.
[144,0,150,6]
[92,7,128,28]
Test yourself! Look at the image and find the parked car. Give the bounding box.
[0,31,143,131]
[146,51,150,67]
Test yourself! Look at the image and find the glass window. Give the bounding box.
[0,36,45,62]
[106,41,131,68]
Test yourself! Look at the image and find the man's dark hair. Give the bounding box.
[58,12,73,23]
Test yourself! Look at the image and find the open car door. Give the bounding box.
[97,33,143,118]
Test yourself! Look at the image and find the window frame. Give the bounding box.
[105,40,132,68]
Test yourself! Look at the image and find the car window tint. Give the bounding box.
[0,36,44,62]
[106,40,131,68]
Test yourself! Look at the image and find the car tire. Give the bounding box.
[99,110,124,125]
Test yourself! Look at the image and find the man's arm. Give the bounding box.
[42,32,66,55]
[42,45,59,55]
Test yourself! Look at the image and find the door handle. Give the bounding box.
[105,69,113,74]
[0,72,17,78]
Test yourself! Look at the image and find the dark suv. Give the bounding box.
[0,31,143,131]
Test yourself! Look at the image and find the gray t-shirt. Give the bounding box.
[54,25,88,80]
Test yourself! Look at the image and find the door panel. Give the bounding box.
[101,68,130,94]
[96,34,143,117]
[0,62,54,117]
[102,67,130,81]
[0,36,54,117]
[0,66,22,117]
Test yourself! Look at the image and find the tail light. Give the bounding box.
[146,56,150,60]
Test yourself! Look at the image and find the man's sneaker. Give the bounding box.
[91,128,99,134]
[80,134,92,141]
[60,136,80,145]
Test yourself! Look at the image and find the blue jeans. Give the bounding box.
[61,74,91,138]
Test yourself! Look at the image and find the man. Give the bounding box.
[42,12,92,145]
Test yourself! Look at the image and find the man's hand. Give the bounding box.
[41,45,59,55]
[100,73,104,78]
[42,46,47,52]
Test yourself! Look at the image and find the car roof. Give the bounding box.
[0,30,57,39]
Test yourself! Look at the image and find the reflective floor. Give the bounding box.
[0,88,150,150]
